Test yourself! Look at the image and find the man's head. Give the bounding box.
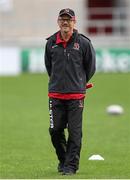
[57,8,76,33]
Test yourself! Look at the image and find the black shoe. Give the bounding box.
[62,167,76,175]
[57,162,64,173]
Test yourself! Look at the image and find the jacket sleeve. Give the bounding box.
[83,41,96,82]
[44,41,52,77]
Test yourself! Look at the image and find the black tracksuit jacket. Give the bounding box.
[45,30,96,94]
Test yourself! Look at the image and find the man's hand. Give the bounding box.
[86,83,93,89]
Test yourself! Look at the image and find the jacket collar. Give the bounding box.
[56,32,72,44]
[46,29,78,43]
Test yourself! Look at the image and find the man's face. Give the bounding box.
[57,15,76,33]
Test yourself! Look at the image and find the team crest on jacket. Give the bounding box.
[73,43,80,50]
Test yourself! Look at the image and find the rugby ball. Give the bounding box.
[106,105,124,115]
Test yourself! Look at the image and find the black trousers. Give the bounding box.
[49,98,84,171]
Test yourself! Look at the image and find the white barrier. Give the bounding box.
[0,47,130,76]
[0,47,21,76]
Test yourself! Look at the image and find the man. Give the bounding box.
[45,8,96,175]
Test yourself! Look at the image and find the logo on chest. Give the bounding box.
[52,44,58,49]
[73,43,80,50]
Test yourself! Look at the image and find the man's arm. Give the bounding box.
[44,42,52,77]
[83,41,96,82]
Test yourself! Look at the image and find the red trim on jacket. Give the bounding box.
[48,31,85,100]
[48,93,85,100]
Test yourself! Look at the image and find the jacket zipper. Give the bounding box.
[63,48,67,91]
[67,53,70,60]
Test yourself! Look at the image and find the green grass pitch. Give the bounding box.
[0,73,130,179]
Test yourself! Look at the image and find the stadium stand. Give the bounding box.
[0,0,130,48]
